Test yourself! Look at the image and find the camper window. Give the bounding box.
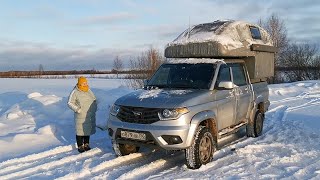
[250,26,262,40]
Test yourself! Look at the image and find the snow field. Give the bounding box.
[0,79,319,179]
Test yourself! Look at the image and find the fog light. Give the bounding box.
[172,137,180,142]
[161,135,183,145]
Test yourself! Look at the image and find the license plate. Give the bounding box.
[121,131,146,141]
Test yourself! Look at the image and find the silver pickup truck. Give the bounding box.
[107,58,270,169]
[108,20,275,169]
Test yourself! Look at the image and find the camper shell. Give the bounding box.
[165,20,277,81]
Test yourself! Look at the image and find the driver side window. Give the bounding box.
[151,67,170,85]
[215,64,231,89]
[231,64,247,86]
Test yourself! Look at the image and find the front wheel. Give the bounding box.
[185,126,216,169]
[112,141,140,156]
[247,111,264,137]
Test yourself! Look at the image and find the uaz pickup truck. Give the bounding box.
[107,20,276,169]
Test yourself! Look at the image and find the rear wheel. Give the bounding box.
[185,126,216,169]
[112,142,140,156]
[247,111,264,137]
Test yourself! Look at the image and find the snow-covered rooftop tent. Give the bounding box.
[165,20,278,80]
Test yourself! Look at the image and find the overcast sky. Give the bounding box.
[0,0,319,71]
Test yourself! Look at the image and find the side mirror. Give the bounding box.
[218,81,234,90]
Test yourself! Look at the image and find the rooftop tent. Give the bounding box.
[165,20,278,79]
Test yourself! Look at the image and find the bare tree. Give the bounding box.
[126,47,165,88]
[281,43,318,82]
[259,14,289,83]
[314,55,320,80]
[259,14,289,55]
[113,56,123,78]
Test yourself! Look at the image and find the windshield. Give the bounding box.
[147,63,215,89]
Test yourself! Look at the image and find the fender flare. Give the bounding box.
[255,95,265,108]
[249,95,265,123]
[185,110,217,147]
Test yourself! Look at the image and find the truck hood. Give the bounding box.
[115,89,215,108]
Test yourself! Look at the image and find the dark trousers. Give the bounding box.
[76,135,90,147]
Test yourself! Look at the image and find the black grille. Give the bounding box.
[117,106,160,124]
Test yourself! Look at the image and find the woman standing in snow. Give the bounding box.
[68,76,97,153]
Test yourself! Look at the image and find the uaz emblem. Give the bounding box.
[132,111,142,116]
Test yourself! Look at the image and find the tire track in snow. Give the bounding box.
[157,105,295,179]
[117,153,185,180]
[0,148,103,180]
[27,152,115,179]
[57,152,150,180]
[255,96,320,179]
[97,153,163,180]
[263,105,288,136]
[273,97,320,179]
[0,147,74,176]
[149,136,262,179]
[161,149,248,179]
[0,145,73,175]
[291,156,320,179]
[286,98,320,112]
[264,96,320,143]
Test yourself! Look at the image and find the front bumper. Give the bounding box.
[107,114,196,150]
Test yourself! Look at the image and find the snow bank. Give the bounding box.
[0,78,129,162]
[0,125,61,161]
[28,92,62,106]
[6,110,25,120]
[27,92,42,99]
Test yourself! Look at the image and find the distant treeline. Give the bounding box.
[0,69,151,78]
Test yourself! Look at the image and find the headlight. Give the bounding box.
[110,104,120,116]
[158,107,189,120]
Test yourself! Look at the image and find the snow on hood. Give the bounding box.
[138,89,192,100]
[115,89,213,108]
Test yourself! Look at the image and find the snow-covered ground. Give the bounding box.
[0,78,319,179]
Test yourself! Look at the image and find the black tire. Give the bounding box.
[185,126,216,169]
[246,111,264,137]
[112,142,140,156]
